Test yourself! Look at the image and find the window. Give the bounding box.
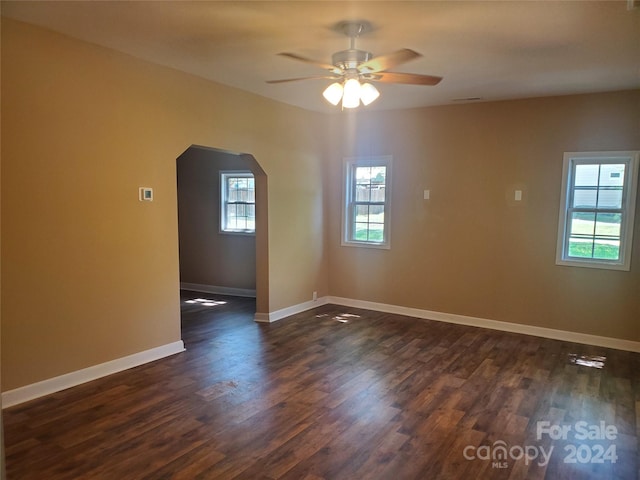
[556,151,639,270]
[342,156,392,248]
[220,172,255,234]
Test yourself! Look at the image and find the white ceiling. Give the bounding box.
[2,1,639,112]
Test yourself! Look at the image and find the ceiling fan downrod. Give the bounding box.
[331,20,374,71]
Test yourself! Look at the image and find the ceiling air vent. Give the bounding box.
[452,97,483,102]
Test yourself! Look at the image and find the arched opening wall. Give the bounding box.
[1,18,327,397]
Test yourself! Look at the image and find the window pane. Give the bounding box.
[247,179,255,202]
[237,203,246,218]
[568,238,594,258]
[353,223,385,242]
[355,166,370,181]
[593,213,621,261]
[369,205,384,223]
[228,179,238,202]
[593,241,620,260]
[595,212,621,238]
[356,166,386,184]
[368,223,384,242]
[572,189,597,208]
[226,204,238,229]
[597,188,623,209]
[370,185,386,203]
[370,166,386,185]
[233,181,243,202]
[354,223,370,241]
[355,204,369,221]
[569,212,595,236]
[599,164,625,187]
[574,164,599,186]
[355,185,371,202]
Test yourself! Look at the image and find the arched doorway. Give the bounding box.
[176,145,268,316]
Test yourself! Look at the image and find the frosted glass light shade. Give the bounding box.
[322,82,344,105]
[342,78,361,109]
[360,83,380,106]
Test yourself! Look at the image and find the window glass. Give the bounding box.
[343,157,391,248]
[221,172,255,234]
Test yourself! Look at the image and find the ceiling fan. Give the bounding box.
[266,20,442,109]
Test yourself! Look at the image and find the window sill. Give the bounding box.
[555,258,630,271]
[220,230,255,236]
[342,240,390,250]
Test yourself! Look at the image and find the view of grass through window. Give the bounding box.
[568,213,620,259]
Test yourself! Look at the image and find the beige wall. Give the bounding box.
[1,18,328,391]
[327,90,640,342]
[1,16,638,396]
[177,147,257,292]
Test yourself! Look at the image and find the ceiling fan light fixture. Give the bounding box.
[323,82,344,105]
[360,82,380,105]
[270,20,442,110]
[342,78,361,108]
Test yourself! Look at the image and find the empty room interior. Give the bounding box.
[1,1,639,479]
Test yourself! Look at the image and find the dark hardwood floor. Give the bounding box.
[4,291,639,479]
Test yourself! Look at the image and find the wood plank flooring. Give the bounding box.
[4,291,639,479]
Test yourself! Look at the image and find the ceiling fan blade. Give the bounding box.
[368,72,442,86]
[358,49,422,74]
[278,53,342,74]
[266,75,340,84]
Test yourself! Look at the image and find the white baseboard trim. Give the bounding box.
[5,298,636,409]
[254,312,270,322]
[181,282,256,298]
[2,340,185,409]
[254,297,329,323]
[327,296,640,353]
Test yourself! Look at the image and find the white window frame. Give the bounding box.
[220,171,255,235]
[555,151,639,271]
[342,156,392,249]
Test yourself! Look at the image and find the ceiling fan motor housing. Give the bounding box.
[332,49,372,71]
